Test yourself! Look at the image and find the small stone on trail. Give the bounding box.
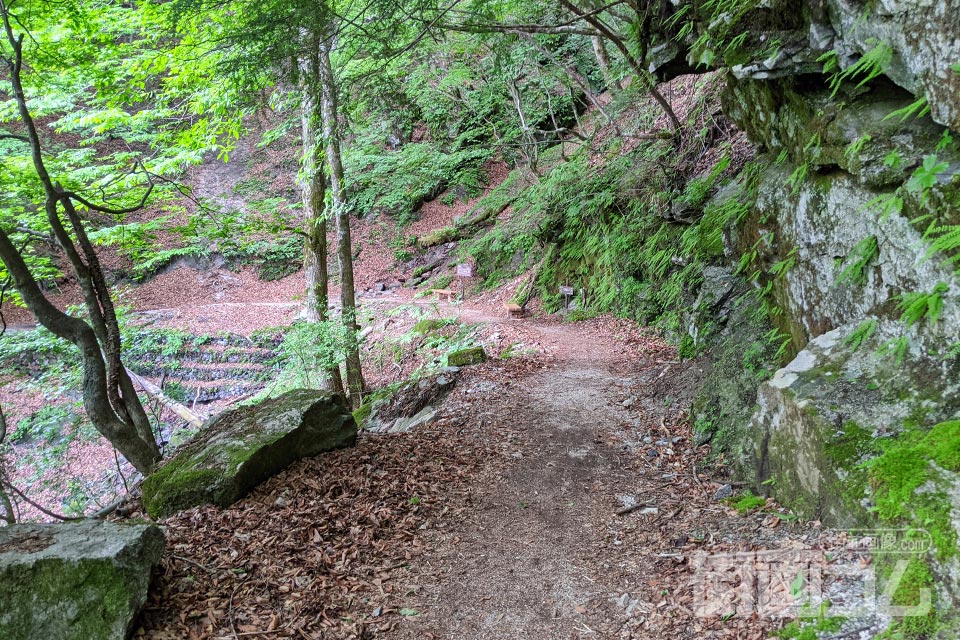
[647,449,659,458]
[621,397,635,408]
[643,436,653,444]
[714,484,734,500]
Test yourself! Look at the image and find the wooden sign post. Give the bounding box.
[456,263,474,300]
[559,285,575,310]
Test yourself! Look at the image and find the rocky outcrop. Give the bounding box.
[142,389,357,519]
[743,162,960,347]
[718,0,960,131]
[750,322,960,626]
[0,520,164,640]
[678,0,960,626]
[752,322,960,522]
[824,0,960,132]
[361,372,457,434]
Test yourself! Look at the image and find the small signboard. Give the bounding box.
[559,285,575,296]
[456,263,474,278]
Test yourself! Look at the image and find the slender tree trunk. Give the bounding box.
[507,79,540,177]
[0,483,15,525]
[318,38,364,406]
[0,404,12,525]
[0,230,161,472]
[558,0,681,133]
[519,32,615,128]
[299,46,344,395]
[592,36,620,93]
[0,4,160,472]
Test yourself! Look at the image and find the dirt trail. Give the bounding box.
[407,333,635,638]
[389,317,793,640]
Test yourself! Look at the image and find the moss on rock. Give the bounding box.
[0,521,164,640]
[447,346,487,367]
[142,389,357,519]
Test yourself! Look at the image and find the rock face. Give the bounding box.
[672,0,960,627]
[0,520,164,640]
[752,322,960,523]
[825,0,960,132]
[747,163,960,348]
[718,0,960,131]
[750,323,960,626]
[142,389,357,519]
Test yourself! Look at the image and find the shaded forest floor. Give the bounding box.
[134,312,840,640]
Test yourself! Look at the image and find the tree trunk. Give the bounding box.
[519,32,615,128]
[0,405,13,524]
[318,38,364,407]
[557,0,681,134]
[507,79,540,178]
[0,6,160,473]
[592,36,620,93]
[299,45,344,395]
[0,229,161,473]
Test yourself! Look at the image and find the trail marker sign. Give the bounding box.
[456,263,474,278]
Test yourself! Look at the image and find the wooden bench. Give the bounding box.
[433,288,456,302]
[504,302,525,318]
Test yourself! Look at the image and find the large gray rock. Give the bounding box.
[745,162,960,347]
[719,0,960,131]
[751,323,960,622]
[361,373,457,434]
[722,74,960,189]
[825,0,960,132]
[142,389,357,519]
[0,520,164,640]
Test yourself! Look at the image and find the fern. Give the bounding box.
[925,225,960,265]
[882,97,930,123]
[844,134,872,162]
[763,328,792,359]
[879,336,910,366]
[827,41,893,97]
[836,236,879,285]
[864,192,904,221]
[945,342,960,361]
[788,162,809,195]
[897,282,948,327]
[844,318,878,351]
[770,247,797,279]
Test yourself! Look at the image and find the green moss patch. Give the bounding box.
[866,420,960,560]
[447,346,486,367]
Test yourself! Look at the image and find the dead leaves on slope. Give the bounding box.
[137,423,489,640]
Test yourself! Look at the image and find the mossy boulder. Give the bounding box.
[751,322,960,627]
[0,520,164,640]
[447,346,487,367]
[753,321,960,520]
[142,389,357,519]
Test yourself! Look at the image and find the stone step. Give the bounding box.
[150,377,263,404]
[129,360,271,381]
